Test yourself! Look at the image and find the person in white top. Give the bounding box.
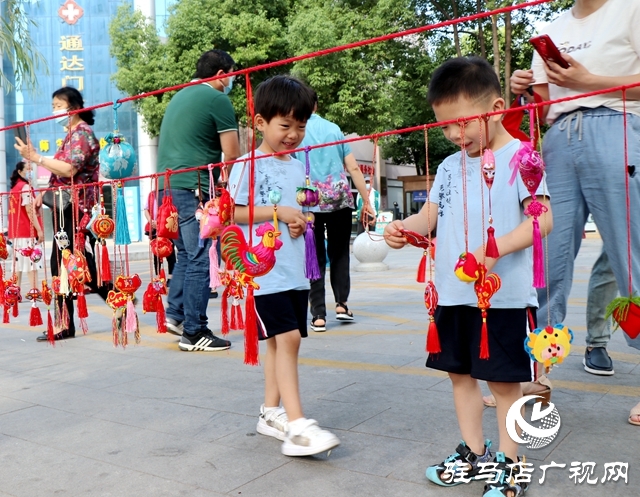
[511,0,640,424]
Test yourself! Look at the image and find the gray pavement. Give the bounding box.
[0,236,638,496]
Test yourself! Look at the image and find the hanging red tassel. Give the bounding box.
[230,299,238,330]
[47,310,54,344]
[80,317,89,335]
[532,218,545,288]
[30,304,43,327]
[101,244,112,283]
[416,251,427,283]
[12,302,18,318]
[156,297,167,333]
[479,311,490,359]
[3,305,9,323]
[0,268,5,306]
[220,287,230,336]
[77,293,88,319]
[235,302,244,330]
[485,226,500,258]
[244,287,259,365]
[426,318,441,354]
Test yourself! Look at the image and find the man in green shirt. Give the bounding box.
[157,49,240,352]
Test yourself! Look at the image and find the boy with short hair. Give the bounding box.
[384,57,553,496]
[228,75,340,457]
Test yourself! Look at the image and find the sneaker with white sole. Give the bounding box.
[165,317,184,336]
[256,405,288,441]
[281,418,340,457]
[178,330,231,351]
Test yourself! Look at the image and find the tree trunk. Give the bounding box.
[504,8,512,107]
[477,0,486,59]
[491,14,500,76]
[451,0,462,56]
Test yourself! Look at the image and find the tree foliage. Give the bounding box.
[0,0,47,92]
[109,0,570,173]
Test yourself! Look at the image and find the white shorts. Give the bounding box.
[12,238,43,273]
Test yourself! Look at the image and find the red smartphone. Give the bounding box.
[530,35,570,69]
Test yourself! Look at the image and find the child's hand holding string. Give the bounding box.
[277,206,306,239]
[384,220,408,249]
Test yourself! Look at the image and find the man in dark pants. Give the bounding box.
[157,49,240,351]
[296,91,371,332]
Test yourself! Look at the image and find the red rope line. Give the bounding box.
[622,91,633,296]
[246,74,256,245]
[0,0,553,133]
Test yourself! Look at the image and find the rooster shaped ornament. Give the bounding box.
[220,222,283,365]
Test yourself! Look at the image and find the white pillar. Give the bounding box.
[134,0,157,224]
[0,80,7,231]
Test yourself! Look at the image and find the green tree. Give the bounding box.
[0,0,47,91]
[287,0,418,136]
[109,0,294,136]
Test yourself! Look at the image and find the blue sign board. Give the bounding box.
[412,190,428,202]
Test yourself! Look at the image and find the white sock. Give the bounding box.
[287,417,307,434]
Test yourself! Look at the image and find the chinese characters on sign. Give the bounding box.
[59,31,84,91]
[444,460,629,486]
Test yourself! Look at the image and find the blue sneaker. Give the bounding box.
[482,452,529,496]
[426,440,492,486]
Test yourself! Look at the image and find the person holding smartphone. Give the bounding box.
[510,0,640,425]
[14,86,109,342]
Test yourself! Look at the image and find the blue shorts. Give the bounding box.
[255,290,309,340]
[426,305,536,383]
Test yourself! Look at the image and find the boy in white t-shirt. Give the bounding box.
[385,57,553,497]
[228,75,340,457]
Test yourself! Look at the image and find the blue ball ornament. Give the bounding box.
[99,133,138,179]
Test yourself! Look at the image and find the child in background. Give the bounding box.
[228,75,340,456]
[384,57,553,497]
[9,160,43,291]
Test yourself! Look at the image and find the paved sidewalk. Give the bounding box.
[0,237,638,496]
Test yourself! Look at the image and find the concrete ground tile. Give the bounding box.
[0,434,224,497]
[233,459,448,497]
[309,429,432,478]
[3,380,137,417]
[0,370,56,394]
[0,396,34,415]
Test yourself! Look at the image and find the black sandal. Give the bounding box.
[310,316,327,332]
[336,302,354,321]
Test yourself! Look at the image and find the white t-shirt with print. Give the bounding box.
[532,0,640,123]
[427,140,547,309]
[228,151,310,296]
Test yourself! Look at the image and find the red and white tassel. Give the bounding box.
[30,303,43,327]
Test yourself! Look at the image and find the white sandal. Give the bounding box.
[629,402,640,426]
